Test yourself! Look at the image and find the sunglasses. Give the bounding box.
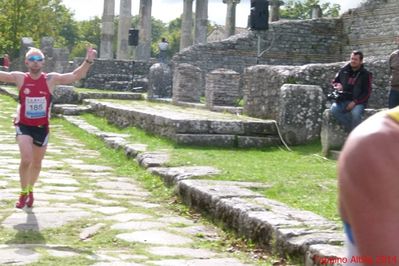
[27,55,44,62]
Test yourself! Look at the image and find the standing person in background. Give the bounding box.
[388,34,399,108]
[158,37,169,64]
[0,46,96,209]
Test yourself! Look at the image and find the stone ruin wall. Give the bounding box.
[172,0,399,119]
[341,0,399,59]
[173,0,399,71]
[243,58,390,120]
[173,19,343,75]
[81,59,154,91]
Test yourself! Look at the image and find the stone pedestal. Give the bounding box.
[52,85,79,104]
[172,63,202,103]
[278,84,324,145]
[148,63,172,99]
[320,108,381,156]
[205,68,240,108]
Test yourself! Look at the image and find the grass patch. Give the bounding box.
[0,94,290,265]
[79,112,339,222]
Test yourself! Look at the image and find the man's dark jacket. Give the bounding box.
[333,63,372,105]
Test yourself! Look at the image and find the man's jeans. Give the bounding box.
[388,89,399,109]
[330,100,365,132]
[159,50,167,63]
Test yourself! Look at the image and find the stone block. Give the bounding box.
[52,104,91,115]
[172,63,203,103]
[124,143,148,158]
[320,108,383,157]
[278,84,324,145]
[52,85,79,104]
[205,68,240,108]
[209,121,244,134]
[242,121,278,135]
[237,136,281,148]
[77,92,143,102]
[148,63,172,99]
[136,151,169,168]
[149,166,221,186]
[174,120,210,134]
[174,134,236,147]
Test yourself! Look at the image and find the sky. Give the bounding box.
[61,0,364,27]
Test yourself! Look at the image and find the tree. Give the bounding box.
[0,0,78,58]
[160,17,182,58]
[280,0,340,20]
[69,17,101,59]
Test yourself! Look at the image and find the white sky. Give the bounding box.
[61,0,363,27]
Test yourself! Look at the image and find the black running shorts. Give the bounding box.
[15,124,49,147]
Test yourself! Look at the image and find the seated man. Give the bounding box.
[330,50,372,132]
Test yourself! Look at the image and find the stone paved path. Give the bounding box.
[0,97,256,265]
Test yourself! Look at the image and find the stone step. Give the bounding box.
[84,76,148,91]
[77,91,143,101]
[0,85,145,104]
[176,179,346,264]
[53,104,92,116]
[175,134,281,148]
[61,114,346,264]
[84,99,280,147]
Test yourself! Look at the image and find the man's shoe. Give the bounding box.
[26,192,34,208]
[15,194,28,209]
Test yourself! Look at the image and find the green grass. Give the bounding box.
[169,143,339,221]
[81,112,339,222]
[0,91,340,222]
[0,93,290,265]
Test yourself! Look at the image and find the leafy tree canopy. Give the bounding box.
[0,0,78,58]
[280,0,340,20]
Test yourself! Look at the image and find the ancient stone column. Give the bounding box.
[194,0,208,45]
[180,0,194,51]
[311,5,322,19]
[117,0,132,59]
[223,0,240,38]
[136,0,152,60]
[270,0,283,22]
[100,0,115,59]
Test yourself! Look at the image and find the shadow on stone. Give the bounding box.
[6,209,46,245]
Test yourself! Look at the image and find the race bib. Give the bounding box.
[25,97,47,119]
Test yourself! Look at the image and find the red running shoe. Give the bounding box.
[15,194,28,209]
[26,192,34,208]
